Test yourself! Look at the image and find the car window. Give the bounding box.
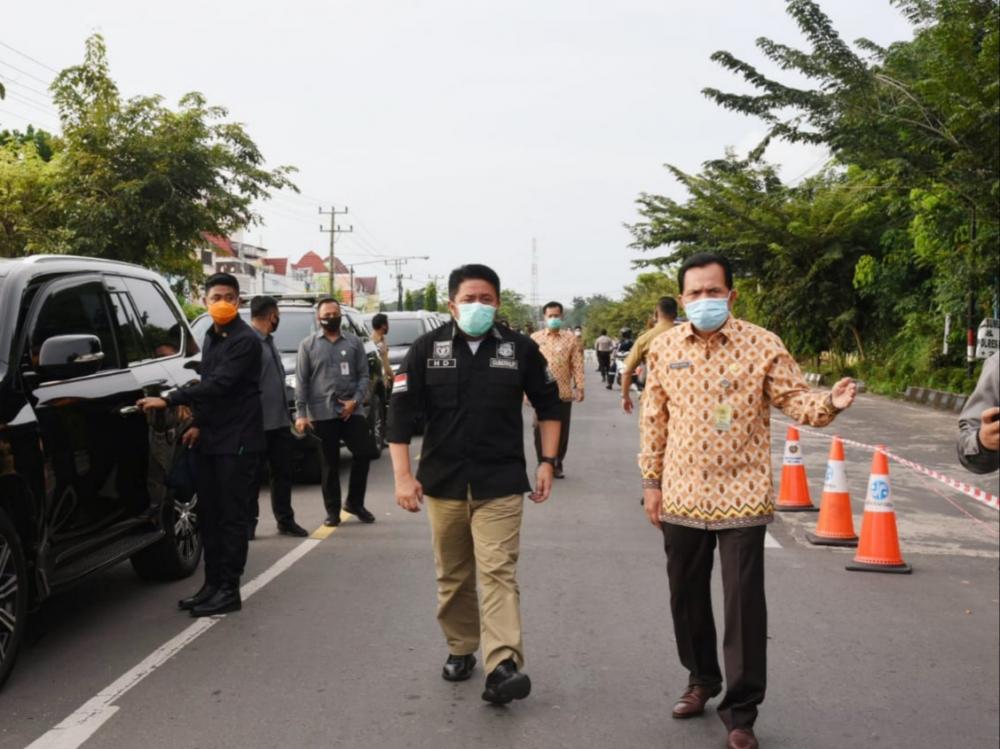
[122,278,184,358]
[190,314,213,344]
[109,291,149,364]
[29,281,120,370]
[385,319,425,347]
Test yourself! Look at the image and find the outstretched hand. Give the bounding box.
[830,378,857,410]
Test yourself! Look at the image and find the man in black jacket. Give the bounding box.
[138,273,264,617]
[388,264,563,706]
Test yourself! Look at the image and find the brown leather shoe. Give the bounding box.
[671,684,722,719]
[726,728,758,749]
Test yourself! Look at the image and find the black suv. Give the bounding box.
[0,255,204,688]
[190,297,390,482]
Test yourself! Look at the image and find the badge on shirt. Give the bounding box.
[497,341,515,359]
[434,341,453,359]
[670,360,692,369]
[340,361,351,376]
[712,402,733,432]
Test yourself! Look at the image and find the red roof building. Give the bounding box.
[262,257,289,276]
[201,232,234,257]
[293,251,348,275]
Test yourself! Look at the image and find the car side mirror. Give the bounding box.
[183,359,201,374]
[35,334,105,381]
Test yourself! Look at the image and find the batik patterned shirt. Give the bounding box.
[638,317,840,529]
[531,329,585,402]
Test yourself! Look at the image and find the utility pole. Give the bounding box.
[385,255,430,310]
[319,206,353,298]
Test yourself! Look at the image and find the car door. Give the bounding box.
[105,275,199,517]
[20,275,150,560]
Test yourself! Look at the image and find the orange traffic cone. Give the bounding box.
[775,426,817,511]
[806,437,858,547]
[846,447,912,574]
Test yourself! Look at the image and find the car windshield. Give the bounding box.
[385,319,426,347]
[272,310,317,352]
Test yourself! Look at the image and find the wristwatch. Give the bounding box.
[539,457,558,467]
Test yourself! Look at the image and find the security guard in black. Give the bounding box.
[387,323,562,500]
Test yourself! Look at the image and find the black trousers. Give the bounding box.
[197,452,259,588]
[248,427,295,527]
[661,522,767,731]
[314,415,373,518]
[534,400,572,466]
[596,351,611,381]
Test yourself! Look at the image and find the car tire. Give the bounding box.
[131,492,202,582]
[0,507,28,689]
[368,393,386,459]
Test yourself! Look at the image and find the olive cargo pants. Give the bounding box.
[426,493,525,673]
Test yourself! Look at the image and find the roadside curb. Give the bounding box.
[901,386,967,414]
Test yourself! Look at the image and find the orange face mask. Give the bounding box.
[208,300,238,326]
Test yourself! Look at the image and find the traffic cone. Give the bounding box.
[846,447,912,574]
[775,426,817,511]
[806,437,858,547]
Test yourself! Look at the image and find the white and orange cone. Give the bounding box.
[806,437,858,547]
[775,426,817,512]
[846,447,912,574]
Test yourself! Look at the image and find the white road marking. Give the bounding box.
[765,532,782,548]
[27,538,323,749]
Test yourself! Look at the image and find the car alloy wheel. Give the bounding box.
[0,508,28,688]
[173,495,199,566]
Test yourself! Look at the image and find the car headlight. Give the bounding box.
[285,374,296,388]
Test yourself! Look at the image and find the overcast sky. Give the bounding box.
[1,1,913,304]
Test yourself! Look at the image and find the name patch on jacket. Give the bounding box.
[428,358,457,369]
[490,358,518,369]
[669,360,692,369]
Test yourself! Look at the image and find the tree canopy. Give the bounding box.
[0,34,296,284]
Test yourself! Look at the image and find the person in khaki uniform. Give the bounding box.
[620,295,677,415]
[387,264,562,706]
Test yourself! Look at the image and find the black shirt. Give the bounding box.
[167,316,265,455]
[387,323,562,500]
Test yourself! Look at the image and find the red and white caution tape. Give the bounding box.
[774,419,999,512]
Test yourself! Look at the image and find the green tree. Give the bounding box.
[404,289,415,311]
[0,125,57,162]
[0,139,69,258]
[424,281,438,312]
[703,0,998,310]
[586,273,679,341]
[498,289,535,330]
[42,34,296,280]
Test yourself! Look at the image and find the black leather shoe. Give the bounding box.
[442,654,476,682]
[277,521,310,537]
[344,505,376,523]
[482,659,531,705]
[178,583,218,611]
[323,516,341,527]
[190,586,242,617]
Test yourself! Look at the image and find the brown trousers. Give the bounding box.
[426,494,525,672]
[661,522,768,731]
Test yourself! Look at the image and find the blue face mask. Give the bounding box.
[546,317,563,330]
[684,295,731,332]
[456,302,496,337]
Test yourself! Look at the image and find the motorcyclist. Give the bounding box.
[606,327,635,390]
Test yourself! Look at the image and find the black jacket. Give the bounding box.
[387,323,562,500]
[168,317,265,455]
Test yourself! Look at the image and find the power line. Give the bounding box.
[0,39,61,74]
[0,57,54,89]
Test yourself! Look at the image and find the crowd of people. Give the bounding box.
[133,252,998,749]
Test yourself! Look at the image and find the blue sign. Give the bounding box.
[870,479,890,502]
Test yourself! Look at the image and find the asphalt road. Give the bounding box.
[1,370,997,749]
